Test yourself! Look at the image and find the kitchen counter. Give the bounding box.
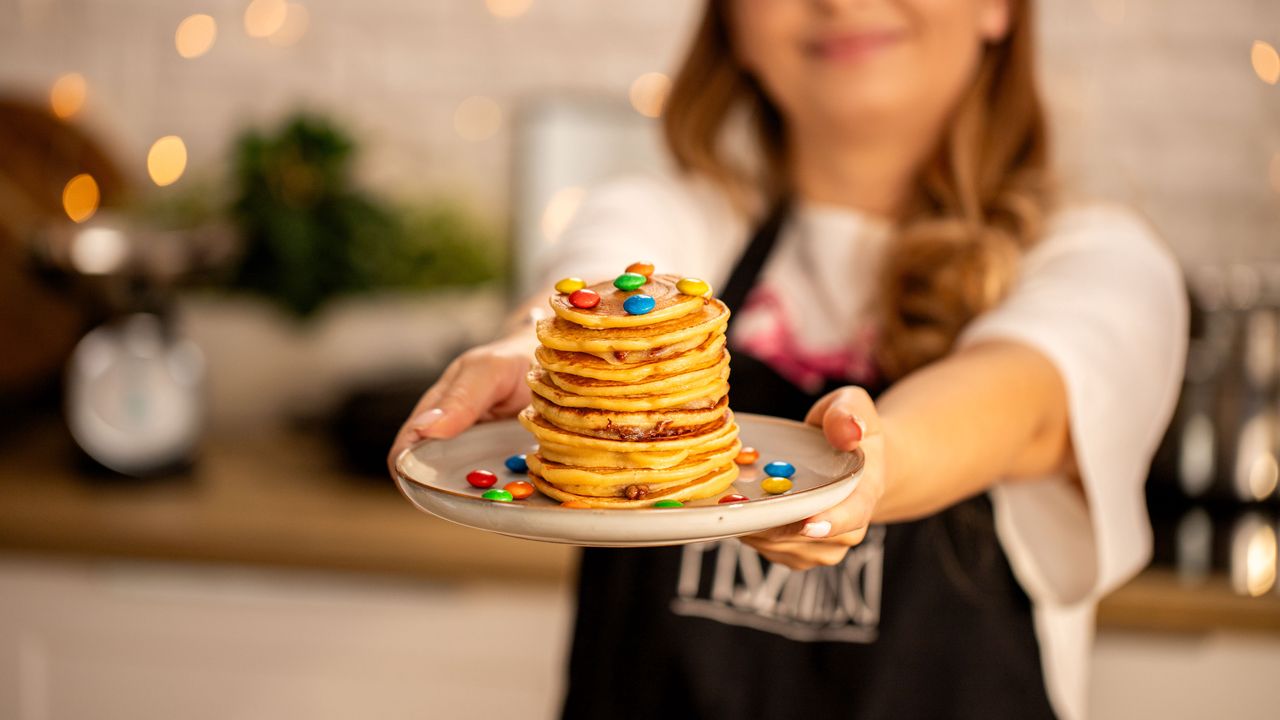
[2,417,1277,634]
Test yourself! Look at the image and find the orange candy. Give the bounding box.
[505,481,535,500]
[626,261,654,278]
[561,500,590,508]
[734,447,760,465]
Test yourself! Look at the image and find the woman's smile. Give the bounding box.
[804,28,908,64]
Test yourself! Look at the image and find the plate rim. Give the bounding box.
[393,411,864,514]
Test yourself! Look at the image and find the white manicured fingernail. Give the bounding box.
[411,408,445,433]
[850,414,867,443]
[801,521,831,538]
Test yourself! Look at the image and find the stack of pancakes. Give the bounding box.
[519,271,741,507]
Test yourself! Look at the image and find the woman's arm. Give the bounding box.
[741,338,1071,569]
[874,338,1071,523]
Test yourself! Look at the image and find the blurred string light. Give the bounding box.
[486,0,532,20]
[147,136,188,187]
[540,186,586,245]
[244,0,288,39]
[453,96,502,141]
[1253,41,1280,85]
[1088,0,1125,26]
[1231,515,1277,597]
[176,14,217,58]
[62,173,99,223]
[70,227,128,275]
[629,72,671,118]
[268,3,309,46]
[50,72,87,119]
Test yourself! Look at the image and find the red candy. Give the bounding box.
[718,494,749,505]
[505,481,535,500]
[466,470,497,488]
[569,289,600,309]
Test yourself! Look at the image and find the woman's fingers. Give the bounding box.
[820,386,876,452]
[740,535,862,570]
[417,353,525,439]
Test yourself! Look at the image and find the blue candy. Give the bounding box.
[623,294,656,315]
[763,461,795,479]
[504,454,528,473]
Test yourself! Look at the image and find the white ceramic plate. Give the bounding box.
[394,412,863,547]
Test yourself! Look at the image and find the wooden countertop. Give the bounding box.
[1,418,1277,634]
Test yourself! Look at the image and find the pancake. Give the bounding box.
[577,332,715,366]
[535,297,729,353]
[527,439,741,488]
[537,441,692,469]
[546,352,729,397]
[550,274,707,329]
[535,332,727,382]
[519,404,737,453]
[528,462,740,508]
[526,365,729,412]
[529,395,730,440]
[521,264,740,507]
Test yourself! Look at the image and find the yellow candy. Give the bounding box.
[555,277,586,294]
[677,277,711,297]
[760,477,793,495]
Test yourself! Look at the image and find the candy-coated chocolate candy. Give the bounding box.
[761,477,793,495]
[561,500,590,508]
[652,499,684,508]
[623,294,656,315]
[613,272,647,291]
[504,454,528,473]
[555,277,585,294]
[763,461,795,478]
[504,481,534,500]
[718,494,750,504]
[569,288,600,309]
[482,488,514,502]
[625,262,655,278]
[466,469,497,488]
[677,277,711,297]
[734,447,760,465]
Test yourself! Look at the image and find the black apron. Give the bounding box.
[561,205,1057,720]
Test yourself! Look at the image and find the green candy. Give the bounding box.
[482,489,514,502]
[613,272,646,291]
[652,500,684,508]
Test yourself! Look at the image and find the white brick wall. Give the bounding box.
[3,0,1276,264]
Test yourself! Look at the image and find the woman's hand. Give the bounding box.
[740,386,886,571]
[386,334,536,477]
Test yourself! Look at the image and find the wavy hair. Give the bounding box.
[663,0,1051,379]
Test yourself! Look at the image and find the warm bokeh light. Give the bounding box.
[147,135,188,187]
[1245,524,1277,597]
[485,0,532,19]
[268,3,309,46]
[70,227,128,275]
[629,72,671,119]
[175,14,217,58]
[245,0,288,39]
[50,72,87,119]
[540,186,586,245]
[1253,40,1280,85]
[61,173,100,223]
[453,96,502,141]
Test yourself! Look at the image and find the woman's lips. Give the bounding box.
[806,30,905,62]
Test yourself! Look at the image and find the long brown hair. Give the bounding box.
[664,1,1051,380]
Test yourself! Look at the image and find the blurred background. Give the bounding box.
[0,0,1278,718]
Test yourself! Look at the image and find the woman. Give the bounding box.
[389,1,1185,717]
